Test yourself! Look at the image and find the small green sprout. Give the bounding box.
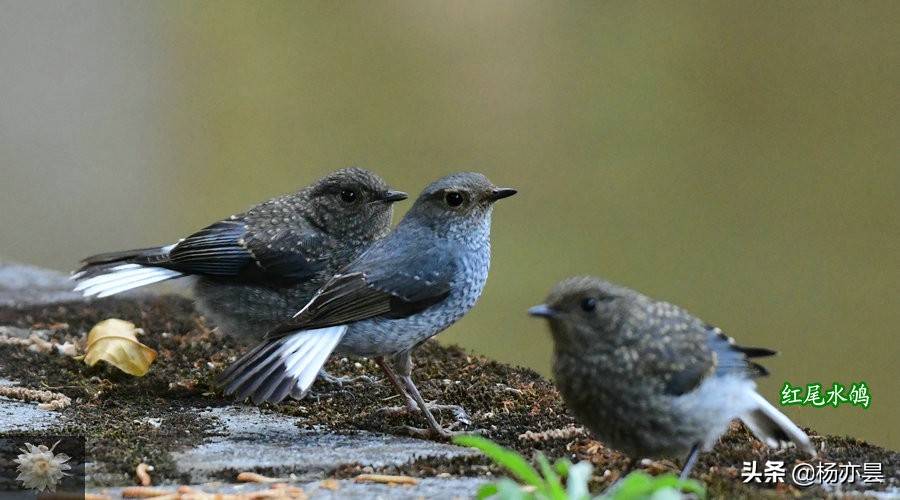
[453,435,705,500]
[604,471,706,500]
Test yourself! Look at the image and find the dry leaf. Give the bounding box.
[84,319,157,376]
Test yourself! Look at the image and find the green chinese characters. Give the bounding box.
[780,381,871,409]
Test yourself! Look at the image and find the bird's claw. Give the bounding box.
[380,401,475,440]
[378,402,471,426]
[404,425,486,440]
[422,402,471,426]
[441,404,472,426]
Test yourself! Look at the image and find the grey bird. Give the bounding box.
[529,276,816,478]
[72,168,407,342]
[219,172,516,437]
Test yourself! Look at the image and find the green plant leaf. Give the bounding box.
[604,471,653,500]
[646,489,683,500]
[477,482,500,499]
[536,452,566,499]
[554,458,572,477]
[603,471,706,500]
[454,435,544,487]
[639,473,705,499]
[495,478,531,500]
[565,461,593,500]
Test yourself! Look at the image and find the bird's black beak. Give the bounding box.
[381,190,408,203]
[488,187,517,201]
[528,304,557,318]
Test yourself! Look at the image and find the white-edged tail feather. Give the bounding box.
[73,264,183,297]
[742,392,817,457]
[220,326,347,404]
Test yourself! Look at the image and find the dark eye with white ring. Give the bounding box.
[444,191,464,207]
[340,189,358,203]
[580,297,597,312]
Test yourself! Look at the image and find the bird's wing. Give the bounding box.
[636,305,776,396]
[706,324,776,379]
[269,239,455,335]
[165,218,324,280]
[220,235,454,403]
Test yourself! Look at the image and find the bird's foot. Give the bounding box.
[380,401,476,440]
[425,403,472,426]
[403,424,485,440]
[378,402,472,426]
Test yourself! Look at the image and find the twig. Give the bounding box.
[354,474,418,485]
[236,472,281,483]
[121,486,171,498]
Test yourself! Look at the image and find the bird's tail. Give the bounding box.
[218,326,348,404]
[72,245,183,298]
[741,391,817,457]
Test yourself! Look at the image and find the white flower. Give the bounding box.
[13,441,72,492]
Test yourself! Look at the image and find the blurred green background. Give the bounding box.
[1,2,897,449]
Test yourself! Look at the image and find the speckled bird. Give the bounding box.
[529,276,816,478]
[219,172,516,438]
[72,168,406,341]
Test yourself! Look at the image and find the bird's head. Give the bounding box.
[403,172,516,237]
[306,167,407,241]
[529,276,638,351]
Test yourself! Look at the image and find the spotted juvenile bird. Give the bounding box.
[72,168,406,341]
[529,277,816,478]
[219,172,516,437]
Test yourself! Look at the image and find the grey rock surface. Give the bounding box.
[174,406,477,483]
[297,477,482,500]
[0,378,62,432]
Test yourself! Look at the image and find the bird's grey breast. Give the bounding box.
[338,219,492,356]
[419,213,493,330]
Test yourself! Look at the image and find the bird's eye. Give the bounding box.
[580,297,597,312]
[444,191,464,207]
[340,189,358,203]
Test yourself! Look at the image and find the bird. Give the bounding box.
[218,172,516,438]
[528,276,816,479]
[72,168,407,342]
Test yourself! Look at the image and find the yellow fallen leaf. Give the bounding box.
[84,319,157,376]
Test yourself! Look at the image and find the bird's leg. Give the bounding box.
[400,375,466,439]
[384,351,472,439]
[679,444,700,480]
[374,356,417,410]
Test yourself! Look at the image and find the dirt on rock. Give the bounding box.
[0,294,896,498]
